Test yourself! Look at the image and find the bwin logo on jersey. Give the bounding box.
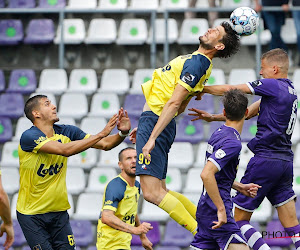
[37,163,64,177]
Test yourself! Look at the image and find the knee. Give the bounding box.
[142,191,157,204]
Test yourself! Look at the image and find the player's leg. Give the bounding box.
[227,243,249,250]
[17,211,54,249]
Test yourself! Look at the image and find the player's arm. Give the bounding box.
[246,99,261,120]
[135,215,153,250]
[188,108,226,122]
[232,181,261,198]
[101,210,152,235]
[201,161,227,229]
[142,84,189,160]
[0,176,14,250]
[177,95,193,115]
[203,84,252,96]
[39,114,118,156]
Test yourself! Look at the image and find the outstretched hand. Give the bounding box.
[101,114,118,137]
[117,107,131,134]
[129,127,138,144]
[188,108,214,122]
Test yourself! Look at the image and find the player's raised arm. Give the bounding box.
[203,84,252,96]
[188,108,226,122]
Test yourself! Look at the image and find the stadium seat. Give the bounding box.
[68,194,75,217]
[0,93,24,119]
[1,167,19,195]
[250,198,272,222]
[130,68,154,94]
[0,0,5,7]
[241,19,271,46]
[207,68,226,85]
[85,18,117,44]
[68,69,97,94]
[117,19,147,45]
[186,94,215,115]
[86,167,117,193]
[292,120,300,145]
[156,247,180,250]
[129,0,158,9]
[24,19,55,44]
[293,168,300,195]
[221,0,251,7]
[0,117,12,143]
[88,93,120,118]
[67,0,97,8]
[66,168,86,195]
[140,200,169,221]
[207,121,225,141]
[294,145,300,169]
[165,168,182,192]
[178,18,209,45]
[293,69,300,93]
[97,142,128,168]
[0,70,5,92]
[175,115,204,144]
[0,20,23,46]
[147,19,178,44]
[67,148,98,170]
[8,0,35,8]
[264,220,293,247]
[37,69,68,95]
[70,220,93,247]
[168,142,194,169]
[228,68,256,85]
[11,193,19,219]
[98,0,127,9]
[239,142,254,168]
[98,69,129,94]
[30,92,57,107]
[56,117,76,126]
[54,19,85,44]
[281,18,297,44]
[183,168,203,193]
[7,69,36,94]
[161,219,194,247]
[58,93,88,119]
[193,142,208,168]
[0,141,20,168]
[0,220,26,247]
[38,0,66,8]
[195,0,209,7]
[80,117,107,135]
[87,247,96,250]
[241,116,257,142]
[123,94,145,117]
[131,221,160,246]
[73,193,102,220]
[160,0,188,9]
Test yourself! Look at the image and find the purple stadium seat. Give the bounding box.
[264,220,292,247]
[0,220,26,247]
[8,0,35,8]
[70,220,93,247]
[0,118,12,143]
[0,93,24,119]
[156,246,181,250]
[186,94,215,115]
[123,94,145,118]
[207,121,225,140]
[241,116,258,142]
[131,221,160,246]
[0,20,23,46]
[131,247,144,250]
[86,247,96,250]
[0,0,5,8]
[0,70,5,93]
[38,0,66,8]
[175,115,204,144]
[24,19,55,45]
[161,219,194,247]
[7,69,36,94]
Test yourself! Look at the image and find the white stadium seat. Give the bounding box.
[98,69,129,94]
[13,117,32,141]
[221,0,251,8]
[86,167,117,193]
[1,167,19,195]
[140,200,169,222]
[228,68,256,85]
[160,0,188,10]
[130,68,154,94]
[249,198,272,222]
[66,168,86,195]
[239,142,254,168]
[58,93,88,119]
[147,19,178,44]
[88,93,120,118]
[73,193,102,220]
[68,69,98,94]
[241,19,271,46]
[168,142,194,169]
[165,168,182,193]
[0,141,19,168]
[281,18,297,44]
[184,168,203,193]
[54,19,85,44]
[37,69,68,95]
[293,69,300,93]
[97,142,128,168]
[207,68,226,86]
[193,142,207,168]
[67,0,97,8]
[129,0,158,9]
[98,0,127,9]
[117,19,147,45]
[30,92,57,107]
[293,168,300,195]
[68,148,98,169]
[80,117,108,135]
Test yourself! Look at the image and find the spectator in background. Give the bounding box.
[291,0,300,65]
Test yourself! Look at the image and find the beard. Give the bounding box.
[199,36,214,50]
[124,168,136,177]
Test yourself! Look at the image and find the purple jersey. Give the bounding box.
[196,125,242,219]
[246,78,297,161]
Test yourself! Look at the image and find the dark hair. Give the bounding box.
[118,147,136,161]
[214,22,240,59]
[24,95,48,123]
[223,89,248,121]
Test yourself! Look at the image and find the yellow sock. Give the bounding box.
[168,190,197,220]
[159,192,197,235]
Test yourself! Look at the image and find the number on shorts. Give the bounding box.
[68,235,75,246]
[138,153,150,165]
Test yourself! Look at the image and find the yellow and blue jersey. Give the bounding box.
[97,175,140,250]
[142,51,213,116]
[17,124,89,215]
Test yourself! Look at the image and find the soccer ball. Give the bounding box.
[230,7,259,36]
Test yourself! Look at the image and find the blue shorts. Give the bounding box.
[234,156,296,212]
[136,111,176,180]
[17,210,76,250]
[190,216,247,250]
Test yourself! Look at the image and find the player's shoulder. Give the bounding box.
[20,126,45,143]
[53,123,78,134]
[106,176,127,193]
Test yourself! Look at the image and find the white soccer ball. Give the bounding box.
[230,7,259,36]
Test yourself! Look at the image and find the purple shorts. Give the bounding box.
[190,216,247,250]
[234,156,296,212]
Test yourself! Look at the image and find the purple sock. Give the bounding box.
[236,220,270,250]
[285,224,300,249]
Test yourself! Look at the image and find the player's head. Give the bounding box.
[223,89,248,121]
[199,21,240,58]
[118,147,137,177]
[24,95,59,124]
[260,48,289,78]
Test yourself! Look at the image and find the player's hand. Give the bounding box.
[142,139,155,161]
[129,127,138,144]
[140,234,153,250]
[101,114,118,137]
[0,222,14,250]
[188,108,214,122]
[117,107,131,134]
[240,183,261,198]
[212,208,227,229]
[195,92,205,100]
[134,222,153,235]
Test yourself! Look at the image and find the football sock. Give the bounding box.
[159,192,197,235]
[237,220,270,250]
[168,190,197,220]
[284,225,300,249]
